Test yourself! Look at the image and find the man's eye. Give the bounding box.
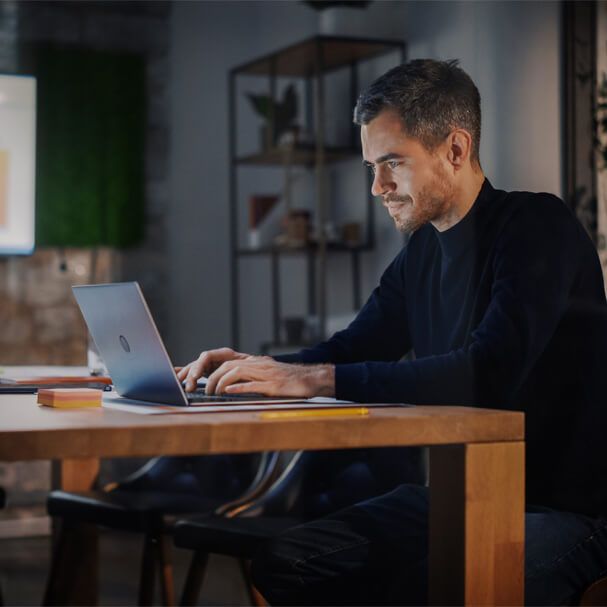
[388,160,401,170]
[366,164,376,174]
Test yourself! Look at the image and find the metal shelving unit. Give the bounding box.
[229,35,405,350]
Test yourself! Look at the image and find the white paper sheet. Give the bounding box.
[102,392,357,415]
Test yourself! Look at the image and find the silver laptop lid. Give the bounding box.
[72,282,188,406]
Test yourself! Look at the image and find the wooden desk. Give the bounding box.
[0,395,525,606]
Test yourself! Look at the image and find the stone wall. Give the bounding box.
[0,249,113,365]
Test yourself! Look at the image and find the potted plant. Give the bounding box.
[246,84,298,150]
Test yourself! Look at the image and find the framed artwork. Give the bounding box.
[0,74,36,254]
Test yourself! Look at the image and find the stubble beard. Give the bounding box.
[389,166,454,234]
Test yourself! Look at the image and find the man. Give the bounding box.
[178,60,607,604]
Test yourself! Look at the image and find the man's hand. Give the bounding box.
[177,347,251,392]
[206,356,335,399]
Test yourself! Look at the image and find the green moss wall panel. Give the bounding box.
[34,45,145,247]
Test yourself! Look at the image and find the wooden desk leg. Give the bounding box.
[428,442,525,606]
[44,458,101,606]
[52,457,100,491]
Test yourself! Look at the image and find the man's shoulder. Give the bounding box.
[496,189,581,237]
[481,188,601,275]
[507,192,580,230]
[502,189,569,213]
[403,186,583,257]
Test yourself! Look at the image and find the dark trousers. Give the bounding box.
[251,484,607,606]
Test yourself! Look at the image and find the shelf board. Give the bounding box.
[233,35,405,77]
[236,145,360,167]
[238,243,372,256]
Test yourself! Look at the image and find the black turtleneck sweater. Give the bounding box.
[277,179,607,517]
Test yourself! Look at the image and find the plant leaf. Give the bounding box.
[246,93,273,119]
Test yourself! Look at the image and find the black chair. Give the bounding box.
[174,447,426,606]
[44,453,281,606]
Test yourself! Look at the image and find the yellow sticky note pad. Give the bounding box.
[37,388,103,409]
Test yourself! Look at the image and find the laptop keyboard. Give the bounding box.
[185,389,287,403]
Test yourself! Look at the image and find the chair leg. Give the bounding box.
[179,550,209,606]
[43,521,69,606]
[238,559,267,607]
[43,520,98,606]
[156,534,175,606]
[138,533,157,606]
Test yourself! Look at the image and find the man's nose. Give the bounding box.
[371,168,395,198]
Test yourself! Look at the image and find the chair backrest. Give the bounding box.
[104,453,266,501]
[220,447,428,521]
[214,451,285,516]
[224,451,311,518]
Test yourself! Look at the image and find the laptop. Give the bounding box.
[72,282,301,407]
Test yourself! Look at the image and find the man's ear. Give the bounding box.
[446,129,473,170]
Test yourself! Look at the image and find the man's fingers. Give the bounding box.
[214,366,245,395]
[205,359,239,394]
[213,360,281,396]
[180,348,254,391]
[176,364,190,381]
[185,363,204,392]
[207,358,264,394]
[224,381,264,395]
[185,349,225,391]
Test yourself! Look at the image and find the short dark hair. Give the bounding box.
[353,59,481,163]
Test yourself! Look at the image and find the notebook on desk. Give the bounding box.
[72,282,303,407]
[0,366,112,393]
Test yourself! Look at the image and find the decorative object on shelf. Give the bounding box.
[277,209,311,247]
[307,220,340,245]
[341,221,362,246]
[246,84,299,150]
[323,221,339,244]
[248,195,280,248]
[277,125,301,148]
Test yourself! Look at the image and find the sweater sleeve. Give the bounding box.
[274,248,412,365]
[335,196,587,405]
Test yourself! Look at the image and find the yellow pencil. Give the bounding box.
[259,407,369,420]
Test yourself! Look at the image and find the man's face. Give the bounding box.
[361,109,455,233]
